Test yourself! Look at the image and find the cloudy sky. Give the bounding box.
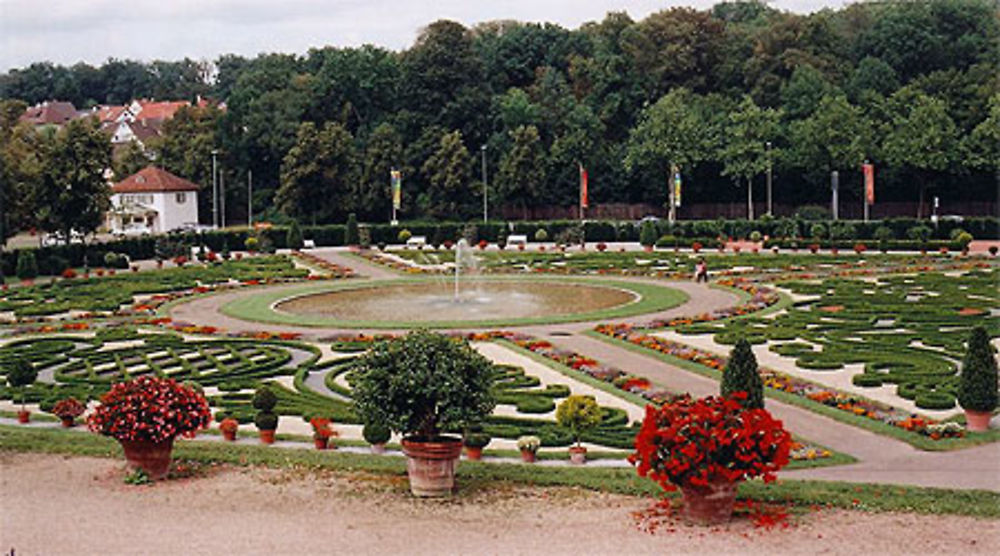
[0,0,847,71]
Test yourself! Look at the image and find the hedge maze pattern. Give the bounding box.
[675,269,999,410]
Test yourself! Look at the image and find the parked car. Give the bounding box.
[41,231,86,246]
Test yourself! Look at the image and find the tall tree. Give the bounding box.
[497,125,546,219]
[963,93,1000,175]
[625,88,715,207]
[788,94,870,191]
[36,118,112,240]
[276,121,359,224]
[420,130,473,219]
[882,90,959,218]
[719,96,782,220]
[158,105,222,223]
[358,123,404,221]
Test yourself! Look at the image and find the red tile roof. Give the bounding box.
[20,101,77,126]
[137,100,189,120]
[113,166,201,193]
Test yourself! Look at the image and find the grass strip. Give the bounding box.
[1,424,996,518]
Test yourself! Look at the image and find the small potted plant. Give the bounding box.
[363,421,391,454]
[632,393,791,525]
[253,386,279,444]
[219,417,240,441]
[88,377,210,480]
[517,435,541,463]
[6,360,38,424]
[310,417,338,450]
[52,397,86,427]
[462,424,491,461]
[352,330,496,496]
[958,327,998,432]
[556,395,602,464]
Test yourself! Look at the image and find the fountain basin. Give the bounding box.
[220,278,687,329]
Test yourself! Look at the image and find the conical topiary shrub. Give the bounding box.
[345,213,359,246]
[721,338,764,409]
[958,327,998,431]
[286,220,304,250]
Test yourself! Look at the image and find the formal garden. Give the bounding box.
[2,229,998,527]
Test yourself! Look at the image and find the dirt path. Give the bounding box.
[2,453,997,555]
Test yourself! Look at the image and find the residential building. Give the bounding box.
[107,166,200,235]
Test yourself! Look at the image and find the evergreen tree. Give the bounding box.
[16,250,37,280]
[286,219,304,250]
[345,213,359,246]
[721,338,764,409]
[958,327,998,413]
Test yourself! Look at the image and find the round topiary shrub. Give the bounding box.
[534,228,548,242]
[555,395,602,447]
[351,330,496,440]
[254,412,278,431]
[362,421,391,445]
[252,386,278,412]
[398,229,412,243]
[244,236,260,252]
[958,327,998,413]
[721,338,764,409]
[6,360,38,409]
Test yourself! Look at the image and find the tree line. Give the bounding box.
[1,0,997,230]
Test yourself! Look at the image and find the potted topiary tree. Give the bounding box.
[253,386,279,444]
[462,423,491,461]
[352,330,496,496]
[88,377,211,480]
[958,326,998,432]
[362,421,391,454]
[6,360,38,423]
[721,338,764,409]
[556,395,602,464]
[639,221,657,252]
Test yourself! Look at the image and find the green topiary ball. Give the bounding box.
[252,386,278,412]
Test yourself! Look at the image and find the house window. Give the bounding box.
[176,192,186,204]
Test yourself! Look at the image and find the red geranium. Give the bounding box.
[631,394,791,492]
[87,376,211,443]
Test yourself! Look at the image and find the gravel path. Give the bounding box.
[3,453,998,556]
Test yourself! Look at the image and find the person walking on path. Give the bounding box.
[695,258,709,283]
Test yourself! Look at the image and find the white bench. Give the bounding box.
[507,235,528,246]
[303,239,315,249]
[406,236,427,248]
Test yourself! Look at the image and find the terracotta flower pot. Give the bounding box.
[60,416,75,428]
[680,479,738,525]
[222,430,237,442]
[259,429,276,444]
[464,446,483,460]
[17,410,30,424]
[965,410,993,432]
[314,437,329,450]
[569,446,587,465]
[120,437,175,480]
[401,436,462,497]
[370,443,386,455]
[520,450,537,463]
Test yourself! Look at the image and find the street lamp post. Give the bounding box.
[765,141,773,216]
[211,149,219,229]
[481,144,488,223]
[247,169,253,229]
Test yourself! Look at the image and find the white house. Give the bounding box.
[107,166,200,235]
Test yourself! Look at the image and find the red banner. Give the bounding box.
[579,163,589,209]
[863,163,875,204]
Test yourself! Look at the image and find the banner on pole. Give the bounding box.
[672,165,682,208]
[391,169,402,210]
[863,163,875,204]
[579,163,589,209]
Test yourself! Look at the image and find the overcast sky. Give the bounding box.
[0,0,847,72]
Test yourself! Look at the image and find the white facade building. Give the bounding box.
[107,166,200,235]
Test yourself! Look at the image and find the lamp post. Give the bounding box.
[211,149,219,229]
[481,144,488,223]
[765,141,773,216]
[247,169,253,229]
